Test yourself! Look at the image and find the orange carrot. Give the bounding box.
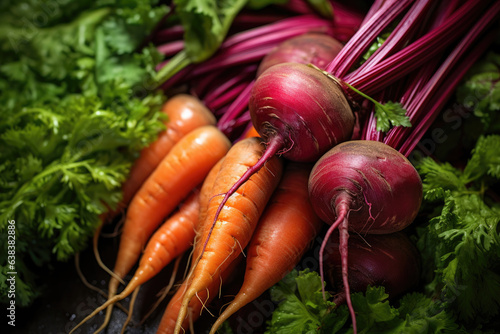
[70,189,202,334]
[173,137,284,334]
[209,162,323,333]
[242,125,260,139]
[157,255,243,334]
[196,158,224,236]
[120,94,215,208]
[94,95,215,278]
[114,125,229,283]
[84,125,230,334]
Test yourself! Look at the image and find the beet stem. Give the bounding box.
[319,202,348,299]
[339,212,357,334]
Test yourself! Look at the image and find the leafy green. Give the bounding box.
[456,52,500,133]
[417,135,500,325]
[265,269,348,333]
[372,101,412,132]
[303,0,333,19]
[344,82,411,132]
[265,270,462,333]
[0,0,168,306]
[247,0,332,18]
[155,0,334,84]
[247,0,289,10]
[155,0,249,84]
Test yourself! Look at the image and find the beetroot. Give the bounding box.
[309,140,422,233]
[218,33,346,139]
[198,62,355,287]
[324,231,421,302]
[308,139,422,333]
[250,62,354,162]
[256,33,344,76]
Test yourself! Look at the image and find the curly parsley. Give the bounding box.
[0,0,168,306]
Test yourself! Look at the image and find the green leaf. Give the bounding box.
[156,0,248,84]
[343,82,411,132]
[418,157,464,196]
[462,135,500,182]
[456,52,500,131]
[265,269,348,334]
[305,0,333,19]
[417,136,500,326]
[373,101,411,133]
[175,0,247,62]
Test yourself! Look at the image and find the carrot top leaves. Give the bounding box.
[0,0,168,307]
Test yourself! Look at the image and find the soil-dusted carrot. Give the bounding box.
[157,256,243,334]
[121,94,216,211]
[209,162,323,334]
[173,137,284,334]
[77,125,230,334]
[70,190,202,333]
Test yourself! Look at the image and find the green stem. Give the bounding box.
[154,50,192,87]
[343,81,382,107]
[11,161,92,204]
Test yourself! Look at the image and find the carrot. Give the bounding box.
[173,137,284,334]
[139,158,226,330]
[94,95,215,279]
[242,125,260,139]
[82,125,230,334]
[153,159,224,334]
[157,256,243,334]
[209,162,322,333]
[196,158,224,236]
[120,94,216,207]
[114,125,230,283]
[70,189,203,334]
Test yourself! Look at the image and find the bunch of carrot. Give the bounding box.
[69,91,324,334]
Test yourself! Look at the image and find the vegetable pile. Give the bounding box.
[2,0,500,333]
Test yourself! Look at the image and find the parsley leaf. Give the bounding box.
[265,269,348,333]
[344,82,411,132]
[373,101,412,132]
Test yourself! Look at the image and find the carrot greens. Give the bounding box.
[0,0,168,306]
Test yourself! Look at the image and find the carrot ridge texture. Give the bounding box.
[173,137,284,334]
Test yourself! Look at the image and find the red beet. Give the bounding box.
[324,231,421,302]
[308,140,423,333]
